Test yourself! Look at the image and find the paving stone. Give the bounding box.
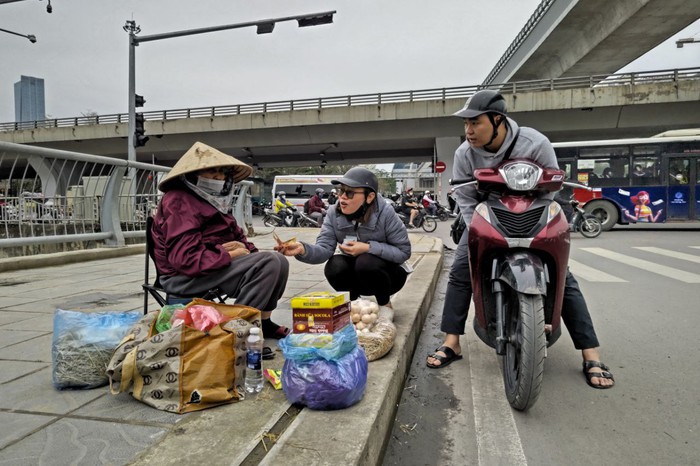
[0,329,50,348]
[0,360,49,384]
[0,417,167,466]
[72,391,185,426]
[0,367,106,413]
[0,333,52,362]
[0,412,56,449]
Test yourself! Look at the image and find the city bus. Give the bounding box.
[271,175,343,209]
[553,130,700,230]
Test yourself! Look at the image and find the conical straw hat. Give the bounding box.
[158,141,253,192]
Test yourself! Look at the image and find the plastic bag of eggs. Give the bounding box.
[350,298,379,333]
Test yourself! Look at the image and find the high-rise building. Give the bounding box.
[14,75,46,123]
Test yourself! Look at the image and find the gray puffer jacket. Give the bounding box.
[296,193,411,265]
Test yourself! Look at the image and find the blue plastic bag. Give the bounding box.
[278,324,357,362]
[279,325,368,410]
[52,309,142,390]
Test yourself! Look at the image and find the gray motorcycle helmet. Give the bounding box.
[453,90,507,119]
[332,167,379,194]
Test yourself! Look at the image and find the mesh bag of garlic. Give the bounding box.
[350,298,397,361]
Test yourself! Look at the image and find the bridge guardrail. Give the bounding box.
[0,141,252,256]
[2,67,698,132]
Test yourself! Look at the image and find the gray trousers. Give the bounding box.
[160,251,289,312]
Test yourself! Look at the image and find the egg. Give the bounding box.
[368,302,379,314]
[361,314,372,324]
[355,322,365,331]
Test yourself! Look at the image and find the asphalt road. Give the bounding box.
[384,221,700,466]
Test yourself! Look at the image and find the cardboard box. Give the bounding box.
[291,293,350,334]
[292,302,350,334]
[290,292,346,309]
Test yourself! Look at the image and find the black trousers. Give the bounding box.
[325,254,408,306]
[441,231,599,350]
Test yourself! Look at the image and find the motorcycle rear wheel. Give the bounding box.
[579,214,602,238]
[421,217,438,232]
[500,291,546,411]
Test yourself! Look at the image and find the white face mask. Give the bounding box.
[196,176,226,195]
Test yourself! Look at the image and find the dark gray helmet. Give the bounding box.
[453,90,507,119]
[332,167,378,193]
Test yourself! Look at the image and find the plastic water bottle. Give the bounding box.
[245,327,264,394]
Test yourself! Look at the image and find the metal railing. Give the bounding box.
[2,67,698,132]
[0,141,253,256]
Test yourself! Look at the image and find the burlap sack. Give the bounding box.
[107,299,260,413]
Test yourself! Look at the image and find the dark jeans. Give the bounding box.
[325,254,407,306]
[441,231,599,350]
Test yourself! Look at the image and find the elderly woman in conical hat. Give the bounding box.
[152,141,291,339]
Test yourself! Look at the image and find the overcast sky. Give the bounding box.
[1,0,699,123]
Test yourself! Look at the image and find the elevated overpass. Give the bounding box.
[483,0,700,84]
[1,69,699,170]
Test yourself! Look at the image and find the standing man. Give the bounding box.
[425,90,614,389]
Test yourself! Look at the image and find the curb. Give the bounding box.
[0,244,145,273]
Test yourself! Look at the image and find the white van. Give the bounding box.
[271,175,343,209]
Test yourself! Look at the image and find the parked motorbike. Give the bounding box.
[394,205,437,232]
[262,207,319,228]
[433,201,456,222]
[452,160,576,411]
[569,198,602,238]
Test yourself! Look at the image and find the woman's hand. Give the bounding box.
[339,241,369,256]
[274,241,305,256]
[228,247,250,260]
[221,241,246,252]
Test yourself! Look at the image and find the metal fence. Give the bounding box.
[0,141,252,255]
[2,67,698,132]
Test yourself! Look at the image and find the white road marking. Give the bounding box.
[633,247,700,264]
[568,259,627,282]
[465,315,528,466]
[581,247,700,283]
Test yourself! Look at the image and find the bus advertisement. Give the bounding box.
[271,175,343,209]
[553,131,700,230]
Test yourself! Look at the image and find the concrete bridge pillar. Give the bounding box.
[435,136,462,203]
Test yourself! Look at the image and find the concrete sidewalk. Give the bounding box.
[0,227,442,465]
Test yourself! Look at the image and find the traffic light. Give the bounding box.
[134,94,146,108]
[134,112,149,147]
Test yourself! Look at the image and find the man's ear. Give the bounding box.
[367,192,376,203]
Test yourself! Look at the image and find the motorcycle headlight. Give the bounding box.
[547,201,562,223]
[474,203,491,223]
[500,162,542,191]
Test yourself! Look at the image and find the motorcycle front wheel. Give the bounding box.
[421,217,438,232]
[262,215,279,228]
[500,291,546,411]
[438,211,449,222]
[579,214,602,238]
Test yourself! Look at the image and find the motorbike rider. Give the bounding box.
[274,167,411,321]
[274,191,300,226]
[327,188,338,207]
[421,190,438,216]
[400,187,420,228]
[426,90,614,389]
[307,187,327,225]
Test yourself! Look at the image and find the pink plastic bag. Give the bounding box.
[171,305,230,332]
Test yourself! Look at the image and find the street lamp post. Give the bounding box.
[123,11,336,165]
[676,37,700,48]
[0,26,36,43]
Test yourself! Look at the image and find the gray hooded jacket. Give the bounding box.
[296,193,411,265]
[453,117,559,226]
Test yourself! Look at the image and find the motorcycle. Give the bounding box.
[569,198,602,238]
[262,207,319,228]
[452,160,577,411]
[394,205,438,232]
[433,201,456,222]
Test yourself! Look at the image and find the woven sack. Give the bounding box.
[106,298,260,413]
